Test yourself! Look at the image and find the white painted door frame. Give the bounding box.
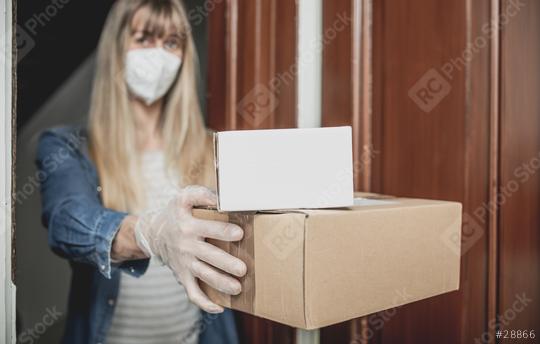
[296,0,322,342]
[1,0,16,342]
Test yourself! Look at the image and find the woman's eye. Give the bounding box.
[134,34,153,46]
[165,39,180,51]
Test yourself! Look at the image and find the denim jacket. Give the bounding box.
[36,126,239,344]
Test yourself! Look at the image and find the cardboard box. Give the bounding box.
[194,194,462,329]
[214,126,354,211]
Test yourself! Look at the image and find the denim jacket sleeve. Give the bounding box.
[36,128,149,279]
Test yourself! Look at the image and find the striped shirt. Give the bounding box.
[107,151,201,344]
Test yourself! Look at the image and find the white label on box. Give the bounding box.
[215,126,354,211]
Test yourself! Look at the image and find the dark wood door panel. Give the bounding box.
[235,314,295,344]
[322,0,493,342]
[208,0,297,132]
[370,0,490,343]
[499,0,540,333]
[322,0,353,128]
[206,0,228,131]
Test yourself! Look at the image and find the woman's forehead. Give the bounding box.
[130,5,184,36]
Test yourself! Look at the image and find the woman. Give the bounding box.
[36,1,246,343]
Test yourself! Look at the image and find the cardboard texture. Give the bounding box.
[214,127,354,211]
[193,195,462,329]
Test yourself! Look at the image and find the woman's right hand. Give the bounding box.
[134,185,247,313]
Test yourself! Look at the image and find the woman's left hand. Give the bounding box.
[133,185,247,313]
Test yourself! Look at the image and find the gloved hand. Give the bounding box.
[134,185,247,313]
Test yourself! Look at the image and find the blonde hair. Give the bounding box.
[88,0,215,212]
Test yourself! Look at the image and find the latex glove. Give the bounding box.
[134,185,247,313]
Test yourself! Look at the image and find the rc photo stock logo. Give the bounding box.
[408,0,527,113]
[1,25,36,64]
[237,83,279,127]
[15,25,37,62]
[263,215,303,261]
[12,0,73,63]
[441,212,484,256]
[18,306,63,344]
[408,68,452,113]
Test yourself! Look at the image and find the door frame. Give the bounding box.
[1,0,16,342]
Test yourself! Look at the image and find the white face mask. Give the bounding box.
[124,47,182,105]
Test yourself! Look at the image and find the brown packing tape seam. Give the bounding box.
[354,192,397,200]
[364,195,397,200]
[228,213,256,313]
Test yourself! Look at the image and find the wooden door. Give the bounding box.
[321,0,540,343]
[206,0,540,342]
[322,1,480,343]
[498,0,540,336]
[207,0,297,132]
